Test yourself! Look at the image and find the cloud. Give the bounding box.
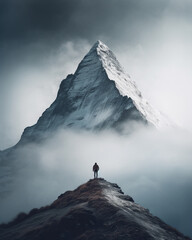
[0,40,91,149]
[0,0,168,44]
[0,127,192,237]
[0,1,192,237]
[1,0,192,149]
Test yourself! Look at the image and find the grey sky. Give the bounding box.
[0,0,192,237]
[1,0,192,148]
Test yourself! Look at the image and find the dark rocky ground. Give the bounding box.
[0,178,191,240]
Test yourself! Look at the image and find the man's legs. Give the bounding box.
[94,171,98,179]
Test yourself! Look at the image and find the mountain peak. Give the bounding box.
[0,178,190,240]
[12,40,171,145]
[91,40,108,50]
[84,40,170,129]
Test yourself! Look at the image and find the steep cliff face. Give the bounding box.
[0,179,190,240]
[18,40,169,144]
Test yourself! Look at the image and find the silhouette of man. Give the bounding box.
[93,163,99,179]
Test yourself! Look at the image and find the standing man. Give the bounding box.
[93,163,99,179]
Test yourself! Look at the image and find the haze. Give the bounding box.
[0,0,192,238]
[0,128,192,236]
[0,0,192,149]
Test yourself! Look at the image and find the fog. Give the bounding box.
[0,0,192,238]
[0,40,91,149]
[1,0,192,149]
[0,127,192,237]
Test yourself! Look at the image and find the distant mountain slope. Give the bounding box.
[0,41,171,214]
[16,40,169,145]
[0,178,190,240]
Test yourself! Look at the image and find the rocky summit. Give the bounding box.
[0,178,190,240]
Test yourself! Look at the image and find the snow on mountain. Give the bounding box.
[0,179,190,240]
[96,40,169,128]
[0,40,172,218]
[17,40,169,144]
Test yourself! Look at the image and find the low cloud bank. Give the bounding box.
[0,127,192,237]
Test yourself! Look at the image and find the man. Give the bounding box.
[93,163,99,179]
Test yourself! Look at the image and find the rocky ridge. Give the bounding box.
[0,179,190,240]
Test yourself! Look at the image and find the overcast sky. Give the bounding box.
[0,0,192,237]
[0,0,192,149]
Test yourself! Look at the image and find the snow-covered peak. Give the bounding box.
[91,40,109,51]
[14,40,172,145]
[89,40,170,128]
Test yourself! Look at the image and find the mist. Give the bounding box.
[1,0,192,149]
[1,0,192,238]
[0,127,192,237]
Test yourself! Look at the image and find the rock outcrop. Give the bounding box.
[0,179,190,240]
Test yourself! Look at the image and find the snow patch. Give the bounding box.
[96,40,171,128]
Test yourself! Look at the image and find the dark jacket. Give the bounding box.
[93,163,99,172]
